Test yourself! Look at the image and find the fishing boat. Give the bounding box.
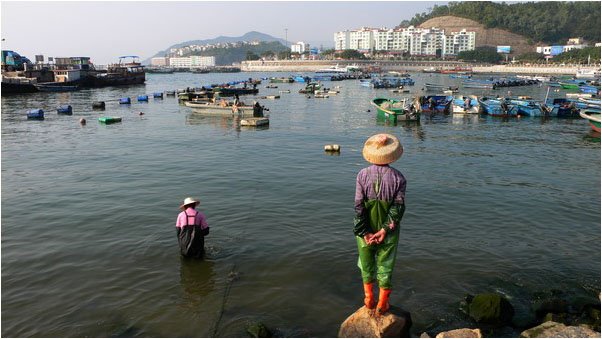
[422,66,440,73]
[507,98,545,117]
[462,80,495,90]
[418,95,453,114]
[424,83,445,91]
[579,85,600,94]
[299,82,322,94]
[579,111,601,132]
[450,95,480,114]
[478,97,518,117]
[371,97,420,122]
[185,101,256,117]
[575,69,601,80]
[84,56,145,87]
[213,87,258,96]
[543,98,581,118]
[34,83,79,92]
[578,97,601,107]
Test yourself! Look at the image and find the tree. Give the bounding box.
[516,52,545,63]
[245,51,260,61]
[339,49,366,60]
[457,46,503,64]
[277,51,291,60]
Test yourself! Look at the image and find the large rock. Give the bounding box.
[468,293,515,326]
[520,321,600,338]
[435,328,482,338]
[338,306,412,338]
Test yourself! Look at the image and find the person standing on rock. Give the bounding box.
[354,133,406,315]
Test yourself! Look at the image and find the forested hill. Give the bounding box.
[406,1,601,45]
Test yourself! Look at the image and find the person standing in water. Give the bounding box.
[354,133,406,314]
[176,197,209,258]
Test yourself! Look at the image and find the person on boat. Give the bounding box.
[253,101,264,117]
[354,133,406,315]
[428,97,436,111]
[219,98,228,107]
[176,197,209,259]
[234,94,240,106]
[500,99,509,115]
[464,97,472,110]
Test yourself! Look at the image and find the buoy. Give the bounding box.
[92,101,105,110]
[57,105,73,115]
[153,92,163,99]
[138,111,145,116]
[324,144,341,152]
[79,118,86,125]
[367,109,371,112]
[119,97,131,104]
[137,95,149,102]
[27,109,44,120]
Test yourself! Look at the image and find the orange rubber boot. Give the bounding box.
[376,288,392,314]
[363,283,376,309]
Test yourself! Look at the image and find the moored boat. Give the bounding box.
[34,83,79,92]
[579,111,601,132]
[371,97,420,122]
[418,95,452,114]
[478,97,518,117]
[450,95,480,114]
[270,77,294,83]
[185,101,257,117]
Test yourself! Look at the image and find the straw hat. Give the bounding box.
[180,197,200,209]
[362,133,403,165]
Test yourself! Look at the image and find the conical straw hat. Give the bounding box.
[362,133,403,165]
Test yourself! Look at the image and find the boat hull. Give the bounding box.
[580,111,602,132]
[371,98,419,122]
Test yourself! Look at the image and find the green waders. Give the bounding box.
[356,200,404,289]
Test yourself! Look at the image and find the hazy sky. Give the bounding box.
[1,1,446,64]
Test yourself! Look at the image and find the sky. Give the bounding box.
[0,1,446,64]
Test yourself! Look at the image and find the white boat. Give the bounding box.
[450,95,480,114]
[315,64,358,74]
[575,68,601,80]
[516,75,552,82]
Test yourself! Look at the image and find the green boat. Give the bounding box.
[98,116,122,124]
[269,77,294,83]
[559,81,586,91]
[371,97,420,122]
[579,111,601,133]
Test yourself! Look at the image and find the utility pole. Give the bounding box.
[284,28,288,60]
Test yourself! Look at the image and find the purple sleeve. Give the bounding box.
[354,171,366,216]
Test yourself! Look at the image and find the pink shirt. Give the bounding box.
[175,208,209,229]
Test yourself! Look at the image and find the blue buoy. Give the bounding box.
[27,109,44,120]
[153,92,163,99]
[119,97,131,104]
[137,95,148,102]
[57,105,73,114]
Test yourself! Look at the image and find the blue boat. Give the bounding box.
[419,95,453,113]
[478,97,518,116]
[579,85,600,94]
[119,97,131,104]
[507,98,545,116]
[293,75,310,83]
[27,109,44,120]
[57,105,73,114]
[450,95,480,114]
[543,98,581,118]
[449,74,472,79]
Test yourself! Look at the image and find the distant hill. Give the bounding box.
[143,31,288,64]
[407,1,601,45]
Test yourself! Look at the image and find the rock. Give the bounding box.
[533,298,569,318]
[435,328,482,338]
[338,306,412,338]
[246,321,272,338]
[520,321,600,338]
[468,293,514,326]
[420,332,431,338]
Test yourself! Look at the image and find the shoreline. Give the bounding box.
[240,60,600,75]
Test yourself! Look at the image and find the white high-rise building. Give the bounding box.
[291,41,310,54]
[169,57,192,68]
[190,56,216,67]
[333,25,476,57]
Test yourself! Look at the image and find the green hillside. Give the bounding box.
[180,41,288,66]
[407,1,601,45]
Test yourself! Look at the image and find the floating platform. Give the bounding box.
[240,117,269,126]
[98,116,122,124]
[260,95,280,99]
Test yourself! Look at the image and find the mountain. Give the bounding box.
[142,31,288,64]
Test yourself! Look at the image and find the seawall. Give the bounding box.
[240,60,600,75]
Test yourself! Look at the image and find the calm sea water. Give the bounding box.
[2,72,600,337]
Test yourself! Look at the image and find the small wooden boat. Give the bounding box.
[478,97,517,117]
[579,111,601,132]
[240,117,269,127]
[371,97,420,122]
[185,102,255,117]
[418,95,452,114]
[270,77,294,83]
[98,116,122,124]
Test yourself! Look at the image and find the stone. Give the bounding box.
[420,332,431,338]
[435,328,482,338]
[246,321,272,338]
[338,306,412,338]
[468,293,515,326]
[520,321,600,338]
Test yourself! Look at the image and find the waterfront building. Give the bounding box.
[536,39,589,56]
[291,41,310,54]
[151,57,169,67]
[334,25,475,57]
[190,56,215,67]
[169,57,192,68]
